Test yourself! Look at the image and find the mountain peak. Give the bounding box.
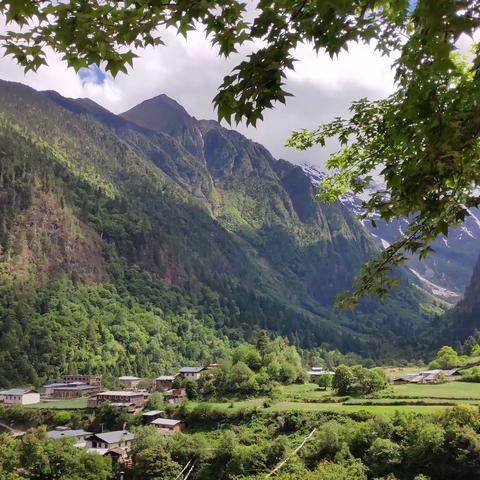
[120,93,195,136]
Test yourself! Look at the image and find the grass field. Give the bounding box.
[25,398,88,409]
[188,382,480,416]
[265,402,447,415]
[385,381,480,399]
[190,398,449,415]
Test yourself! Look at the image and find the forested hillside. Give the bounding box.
[0,80,448,386]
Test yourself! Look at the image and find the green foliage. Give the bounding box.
[132,444,182,480]
[124,404,480,480]
[429,346,461,369]
[0,429,112,480]
[332,365,356,396]
[462,367,480,383]
[194,333,305,398]
[333,365,387,396]
[317,375,332,391]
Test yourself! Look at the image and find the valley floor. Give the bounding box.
[23,381,480,416]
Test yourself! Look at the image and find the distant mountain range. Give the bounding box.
[303,164,480,302]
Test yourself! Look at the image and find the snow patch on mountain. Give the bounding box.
[409,269,460,302]
[302,163,480,302]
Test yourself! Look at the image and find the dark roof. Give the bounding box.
[54,385,95,391]
[89,430,134,444]
[42,382,87,388]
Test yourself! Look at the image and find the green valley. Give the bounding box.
[0,79,453,387]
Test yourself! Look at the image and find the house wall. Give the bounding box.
[121,380,140,389]
[97,394,144,406]
[155,380,174,391]
[87,439,132,451]
[64,375,101,386]
[5,393,40,405]
[181,372,201,380]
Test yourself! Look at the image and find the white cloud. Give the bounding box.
[0,17,397,167]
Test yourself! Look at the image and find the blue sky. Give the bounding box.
[79,65,106,85]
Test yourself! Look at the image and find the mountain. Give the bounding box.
[0,79,449,386]
[303,164,480,302]
[441,255,480,343]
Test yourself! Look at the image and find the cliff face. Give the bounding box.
[0,79,450,385]
[442,256,480,342]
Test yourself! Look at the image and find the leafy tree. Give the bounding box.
[0,434,20,477]
[367,438,402,477]
[472,345,480,356]
[20,430,112,480]
[2,1,480,304]
[333,365,387,396]
[317,374,332,391]
[332,365,355,396]
[429,346,461,369]
[132,445,182,480]
[256,330,270,360]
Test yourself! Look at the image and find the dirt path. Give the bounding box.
[0,420,25,437]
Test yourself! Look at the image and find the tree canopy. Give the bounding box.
[1,0,480,305]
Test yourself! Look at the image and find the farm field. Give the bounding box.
[384,381,480,399]
[24,398,88,410]
[20,382,480,415]
[190,382,480,416]
[190,398,451,415]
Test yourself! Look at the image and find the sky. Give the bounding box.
[0,16,398,168]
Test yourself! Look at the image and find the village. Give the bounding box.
[0,359,470,469]
[0,364,215,465]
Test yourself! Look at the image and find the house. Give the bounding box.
[308,368,334,383]
[178,367,204,381]
[39,382,87,399]
[105,447,131,465]
[63,374,102,386]
[155,375,176,391]
[118,376,141,389]
[0,389,40,405]
[394,369,460,385]
[151,418,187,435]
[47,428,92,447]
[163,388,187,404]
[393,374,419,385]
[86,430,135,452]
[51,384,99,399]
[88,391,146,409]
[142,410,165,422]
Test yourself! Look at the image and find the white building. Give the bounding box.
[86,430,135,452]
[118,376,141,389]
[0,389,40,405]
[178,367,204,381]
